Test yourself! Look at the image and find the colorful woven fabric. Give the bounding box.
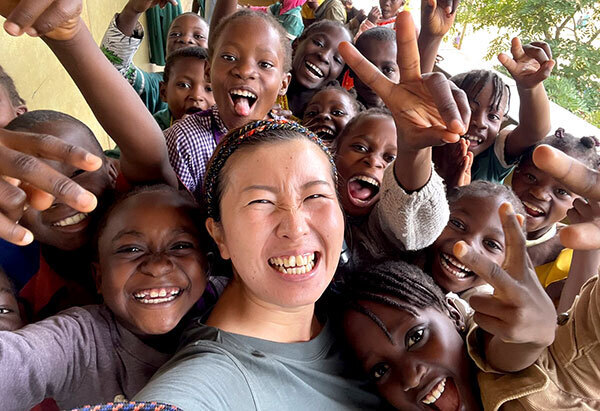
[72,401,182,411]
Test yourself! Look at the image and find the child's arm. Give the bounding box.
[453,203,557,372]
[209,0,238,34]
[115,0,176,37]
[418,0,458,73]
[2,1,177,187]
[500,39,554,160]
[0,128,101,245]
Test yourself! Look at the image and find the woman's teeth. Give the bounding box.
[305,61,324,78]
[133,287,183,304]
[52,212,88,227]
[422,378,446,405]
[440,252,472,279]
[269,253,316,274]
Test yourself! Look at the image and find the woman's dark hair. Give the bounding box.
[447,180,527,233]
[203,120,336,221]
[0,65,25,107]
[208,10,292,72]
[343,260,449,342]
[523,127,600,170]
[93,184,212,264]
[450,69,510,116]
[163,46,209,83]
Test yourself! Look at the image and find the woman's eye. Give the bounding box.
[249,199,273,205]
[449,218,465,230]
[369,363,390,381]
[332,110,345,116]
[484,239,502,252]
[406,327,425,348]
[171,241,194,250]
[351,144,367,153]
[0,308,12,314]
[305,193,326,201]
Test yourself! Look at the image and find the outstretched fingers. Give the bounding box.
[339,42,394,102]
[395,11,421,82]
[560,222,600,250]
[423,73,467,137]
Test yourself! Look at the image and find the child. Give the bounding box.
[333,108,397,218]
[250,0,306,41]
[434,39,554,187]
[0,65,27,128]
[343,197,600,409]
[0,267,23,331]
[101,0,209,114]
[511,128,600,302]
[2,110,118,321]
[425,180,525,298]
[0,184,210,410]
[354,0,405,40]
[155,46,215,130]
[301,83,361,144]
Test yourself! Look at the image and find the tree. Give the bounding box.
[456,0,600,128]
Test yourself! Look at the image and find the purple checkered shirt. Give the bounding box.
[165,105,228,201]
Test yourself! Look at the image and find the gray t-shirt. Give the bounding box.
[134,319,382,410]
[0,305,171,410]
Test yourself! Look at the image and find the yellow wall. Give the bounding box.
[0,0,192,149]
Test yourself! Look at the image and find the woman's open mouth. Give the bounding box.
[347,175,381,207]
[268,252,318,275]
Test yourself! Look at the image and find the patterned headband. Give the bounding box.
[203,119,337,219]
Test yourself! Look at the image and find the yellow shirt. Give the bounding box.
[301,0,323,19]
[535,248,573,288]
[467,276,600,410]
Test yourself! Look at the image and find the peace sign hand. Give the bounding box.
[452,203,556,371]
[499,38,555,90]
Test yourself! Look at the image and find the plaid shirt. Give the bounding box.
[165,106,228,200]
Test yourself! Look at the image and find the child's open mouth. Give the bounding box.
[312,126,335,141]
[268,252,318,275]
[521,200,546,218]
[440,252,473,279]
[304,60,324,79]
[347,175,380,206]
[51,212,88,227]
[421,377,461,411]
[463,134,483,146]
[185,106,204,115]
[229,88,257,116]
[133,287,183,305]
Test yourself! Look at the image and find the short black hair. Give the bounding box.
[343,260,449,342]
[208,10,292,72]
[163,46,209,83]
[355,26,396,54]
[523,127,600,170]
[303,81,363,117]
[0,65,25,107]
[5,110,103,156]
[450,69,510,116]
[334,107,392,149]
[448,180,527,232]
[295,19,352,46]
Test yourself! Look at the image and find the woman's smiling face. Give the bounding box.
[207,138,344,309]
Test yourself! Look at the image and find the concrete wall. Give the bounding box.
[0,0,192,149]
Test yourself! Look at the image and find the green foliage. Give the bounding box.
[457,0,600,127]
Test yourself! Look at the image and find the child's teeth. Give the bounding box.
[52,212,88,227]
[354,175,380,188]
[441,253,471,278]
[421,378,446,405]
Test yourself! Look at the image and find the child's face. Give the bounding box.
[166,14,208,55]
[0,274,23,331]
[292,25,351,91]
[430,194,506,293]
[463,81,507,157]
[353,38,399,108]
[379,0,404,19]
[302,88,356,144]
[335,115,397,217]
[160,57,215,121]
[344,301,480,410]
[0,85,26,128]
[511,159,577,239]
[95,190,207,336]
[19,121,116,251]
[209,17,291,130]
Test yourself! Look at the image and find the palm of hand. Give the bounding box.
[425,9,454,37]
[511,57,542,86]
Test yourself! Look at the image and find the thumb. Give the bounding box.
[498,52,518,76]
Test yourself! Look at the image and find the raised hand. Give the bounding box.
[432,138,472,188]
[0,128,101,245]
[453,202,556,372]
[499,38,555,90]
[127,0,177,13]
[421,0,459,38]
[533,144,600,250]
[1,0,82,40]
[367,6,381,23]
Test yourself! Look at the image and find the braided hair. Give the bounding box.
[450,69,510,116]
[344,260,449,343]
[523,127,600,170]
[203,119,336,221]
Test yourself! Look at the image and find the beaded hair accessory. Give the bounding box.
[204,119,336,219]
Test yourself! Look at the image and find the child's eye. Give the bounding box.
[305,110,318,118]
[169,31,181,37]
[70,169,85,178]
[526,173,537,183]
[369,362,390,381]
[171,241,194,250]
[488,113,501,121]
[193,33,205,39]
[221,54,236,62]
[405,327,425,348]
[177,82,192,89]
[332,109,346,116]
[116,245,143,254]
[0,308,13,314]
[382,66,396,76]
[555,188,569,197]
[384,154,396,163]
[484,239,503,252]
[333,55,343,65]
[205,86,213,92]
[259,61,274,69]
[312,39,324,47]
[449,217,465,230]
[351,144,368,153]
